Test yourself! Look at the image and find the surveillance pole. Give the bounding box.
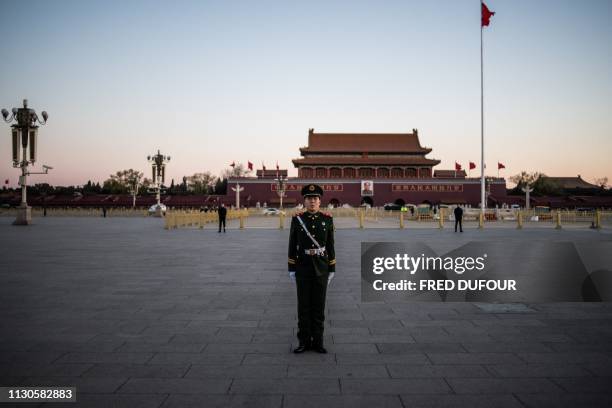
[2,99,50,225]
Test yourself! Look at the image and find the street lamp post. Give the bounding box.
[521,185,534,210]
[231,183,243,209]
[147,150,170,217]
[275,174,287,210]
[2,99,51,225]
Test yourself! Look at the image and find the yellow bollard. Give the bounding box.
[239,214,244,229]
[478,212,484,229]
[399,212,404,229]
[517,210,523,229]
[359,209,364,229]
[438,208,444,229]
[594,209,601,229]
[199,213,204,229]
[555,210,562,229]
[279,213,284,230]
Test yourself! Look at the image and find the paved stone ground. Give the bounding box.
[0,217,611,408]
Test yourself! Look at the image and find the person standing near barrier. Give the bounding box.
[288,184,336,354]
[218,203,227,233]
[454,204,463,232]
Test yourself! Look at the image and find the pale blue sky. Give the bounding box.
[1,0,610,187]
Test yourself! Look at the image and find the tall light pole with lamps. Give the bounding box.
[147,150,170,216]
[2,99,51,225]
[275,173,287,210]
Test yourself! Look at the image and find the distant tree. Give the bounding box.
[185,172,215,194]
[82,180,101,194]
[594,177,609,189]
[221,163,250,179]
[532,176,562,196]
[31,183,54,195]
[509,172,563,196]
[103,169,145,200]
[214,177,227,195]
[509,171,541,190]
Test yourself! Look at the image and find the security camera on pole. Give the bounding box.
[147,150,170,217]
[2,99,51,225]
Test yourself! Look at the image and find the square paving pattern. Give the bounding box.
[1,217,611,407]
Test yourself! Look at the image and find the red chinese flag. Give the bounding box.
[455,162,462,171]
[262,162,266,171]
[482,2,495,27]
[4,179,8,185]
[498,162,505,170]
[230,161,235,168]
[276,162,279,171]
[469,162,476,170]
[248,161,253,171]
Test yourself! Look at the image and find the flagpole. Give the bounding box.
[480,0,486,215]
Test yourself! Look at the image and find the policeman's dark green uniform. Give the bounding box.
[288,184,336,354]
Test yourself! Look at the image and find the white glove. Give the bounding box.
[328,272,335,284]
[289,271,296,281]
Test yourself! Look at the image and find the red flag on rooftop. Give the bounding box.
[469,162,476,170]
[262,162,266,171]
[230,161,235,168]
[276,162,279,171]
[498,162,505,170]
[247,161,253,171]
[455,162,462,171]
[482,2,495,27]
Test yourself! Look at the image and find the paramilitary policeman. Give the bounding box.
[288,183,336,354]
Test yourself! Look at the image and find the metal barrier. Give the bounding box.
[164,209,248,230]
[1,206,608,230]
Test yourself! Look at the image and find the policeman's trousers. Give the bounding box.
[455,218,463,232]
[296,270,328,345]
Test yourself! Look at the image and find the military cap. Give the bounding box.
[301,183,324,197]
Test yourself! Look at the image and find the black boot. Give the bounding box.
[293,340,311,354]
[312,339,327,354]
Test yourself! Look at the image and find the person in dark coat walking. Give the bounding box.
[454,204,463,232]
[288,184,336,354]
[218,203,227,233]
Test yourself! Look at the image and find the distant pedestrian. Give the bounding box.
[218,203,227,233]
[453,205,463,232]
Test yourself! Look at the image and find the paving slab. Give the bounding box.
[1,217,611,407]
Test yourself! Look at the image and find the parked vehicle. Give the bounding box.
[262,208,285,216]
[148,203,167,215]
[383,203,402,211]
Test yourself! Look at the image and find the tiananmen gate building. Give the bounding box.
[226,128,508,208]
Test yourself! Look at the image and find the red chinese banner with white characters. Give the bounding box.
[391,184,463,193]
[271,184,344,192]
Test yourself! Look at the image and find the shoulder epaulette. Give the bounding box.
[322,211,333,217]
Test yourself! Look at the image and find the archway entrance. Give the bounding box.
[394,198,406,206]
[361,196,374,207]
[328,198,340,208]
